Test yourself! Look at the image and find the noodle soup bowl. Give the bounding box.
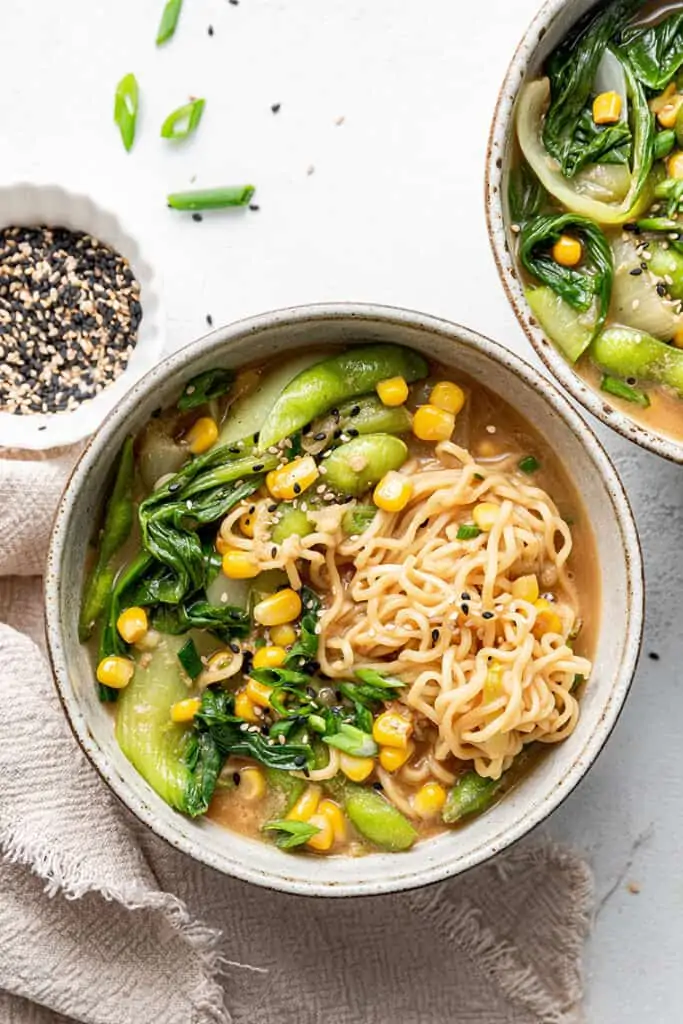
[46,303,643,896]
[486,0,683,464]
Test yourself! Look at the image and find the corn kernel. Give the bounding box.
[339,752,375,782]
[306,813,335,851]
[253,588,302,627]
[413,404,455,442]
[266,456,319,501]
[472,502,499,532]
[533,598,563,637]
[413,781,447,819]
[245,676,274,707]
[373,471,413,512]
[483,662,503,703]
[185,416,219,455]
[429,381,466,415]
[592,91,622,125]
[239,512,255,538]
[96,655,135,690]
[512,574,540,603]
[318,799,347,843]
[674,324,683,349]
[116,606,148,645]
[234,690,259,722]
[379,740,414,772]
[270,623,296,647]
[237,766,266,801]
[669,151,683,179]
[287,785,322,822]
[372,710,413,749]
[376,375,409,406]
[221,549,260,579]
[659,94,683,128]
[252,645,287,670]
[170,697,202,723]
[552,235,582,268]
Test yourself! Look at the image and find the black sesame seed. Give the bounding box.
[229,446,240,454]
[208,24,214,35]
[373,781,383,791]
[206,313,213,326]
[309,660,320,673]
[648,651,660,661]
[294,754,306,767]
[314,432,327,441]
[302,423,312,434]
[252,463,264,472]
[640,262,648,270]
[333,428,342,439]
[431,629,439,642]
[629,267,643,276]
[271,103,281,113]
[192,213,203,223]
[233,772,241,786]
[249,204,260,212]
[271,546,277,558]
[461,592,470,600]
[349,405,360,417]
[229,642,240,653]
[229,0,239,5]
[657,282,667,297]
[293,482,301,494]
[461,604,469,614]
[253,432,259,443]
[482,611,494,620]
[623,222,640,233]
[248,505,256,514]
[347,427,359,437]
[268,503,277,512]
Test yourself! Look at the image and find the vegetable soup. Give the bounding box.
[80,344,596,856]
[509,0,683,438]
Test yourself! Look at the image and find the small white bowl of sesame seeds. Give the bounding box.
[0,182,164,451]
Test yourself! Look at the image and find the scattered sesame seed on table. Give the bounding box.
[0,225,142,415]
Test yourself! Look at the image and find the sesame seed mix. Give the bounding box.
[0,226,141,415]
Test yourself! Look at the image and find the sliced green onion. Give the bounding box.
[518,455,540,474]
[161,98,205,141]
[262,819,320,849]
[114,73,139,153]
[308,714,327,734]
[456,524,481,540]
[177,637,203,679]
[635,216,680,233]
[167,186,256,211]
[324,723,378,758]
[600,375,651,408]
[654,130,676,162]
[156,0,183,45]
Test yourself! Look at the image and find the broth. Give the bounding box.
[83,345,598,857]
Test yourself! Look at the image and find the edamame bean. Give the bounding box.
[322,434,408,496]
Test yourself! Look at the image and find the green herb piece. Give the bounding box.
[571,674,585,693]
[262,819,320,849]
[324,723,378,758]
[114,73,139,152]
[156,0,183,45]
[177,638,203,679]
[519,214,613,348]
[284,586,321,668]
[457,524,481,540]
[508,158,546,224]
[348,669,404,704]
[635,217,680,233]
[654,129,676,162]
[167,186,256,211]
[518,455,540,474]
[600,374,650,407]
[79,436,135,641]
[178,369,234,410]
[342,505,377,536]
[308,714,327,734]
[161,98,206,141]
[653,178,683,219]
[442,770,501,824]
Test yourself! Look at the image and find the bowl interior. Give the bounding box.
[486,0,683,464]
[0,183,164,451]
[45,305,643,896]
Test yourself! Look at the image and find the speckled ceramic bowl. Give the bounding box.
[45,303,643,896]
[486,0,683,464]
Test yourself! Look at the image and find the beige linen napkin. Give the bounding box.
[0,450,594,1024]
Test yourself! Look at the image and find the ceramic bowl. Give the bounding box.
[45,303,643,896]
[0,182,164,450]
[486,0,683,464]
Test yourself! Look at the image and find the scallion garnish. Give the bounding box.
[600,375,651,408]
[161,98,206,141]
[167,186,256,211]
[177,637,203,679]
[518,455,540,474]
[457,524,482,540]
[114,73,139,153]
[262,820,320,849]
[156,0,183,46]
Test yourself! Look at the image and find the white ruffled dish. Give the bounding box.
[0,182,164,451]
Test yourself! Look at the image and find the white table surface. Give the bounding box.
[3,0,679,1019]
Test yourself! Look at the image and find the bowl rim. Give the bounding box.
[484,0,683,466]
[45,301,645,896]
[0,180,165,451]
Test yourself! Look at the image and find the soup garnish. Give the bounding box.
[80,344,594,855]
[511,0,683,433]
